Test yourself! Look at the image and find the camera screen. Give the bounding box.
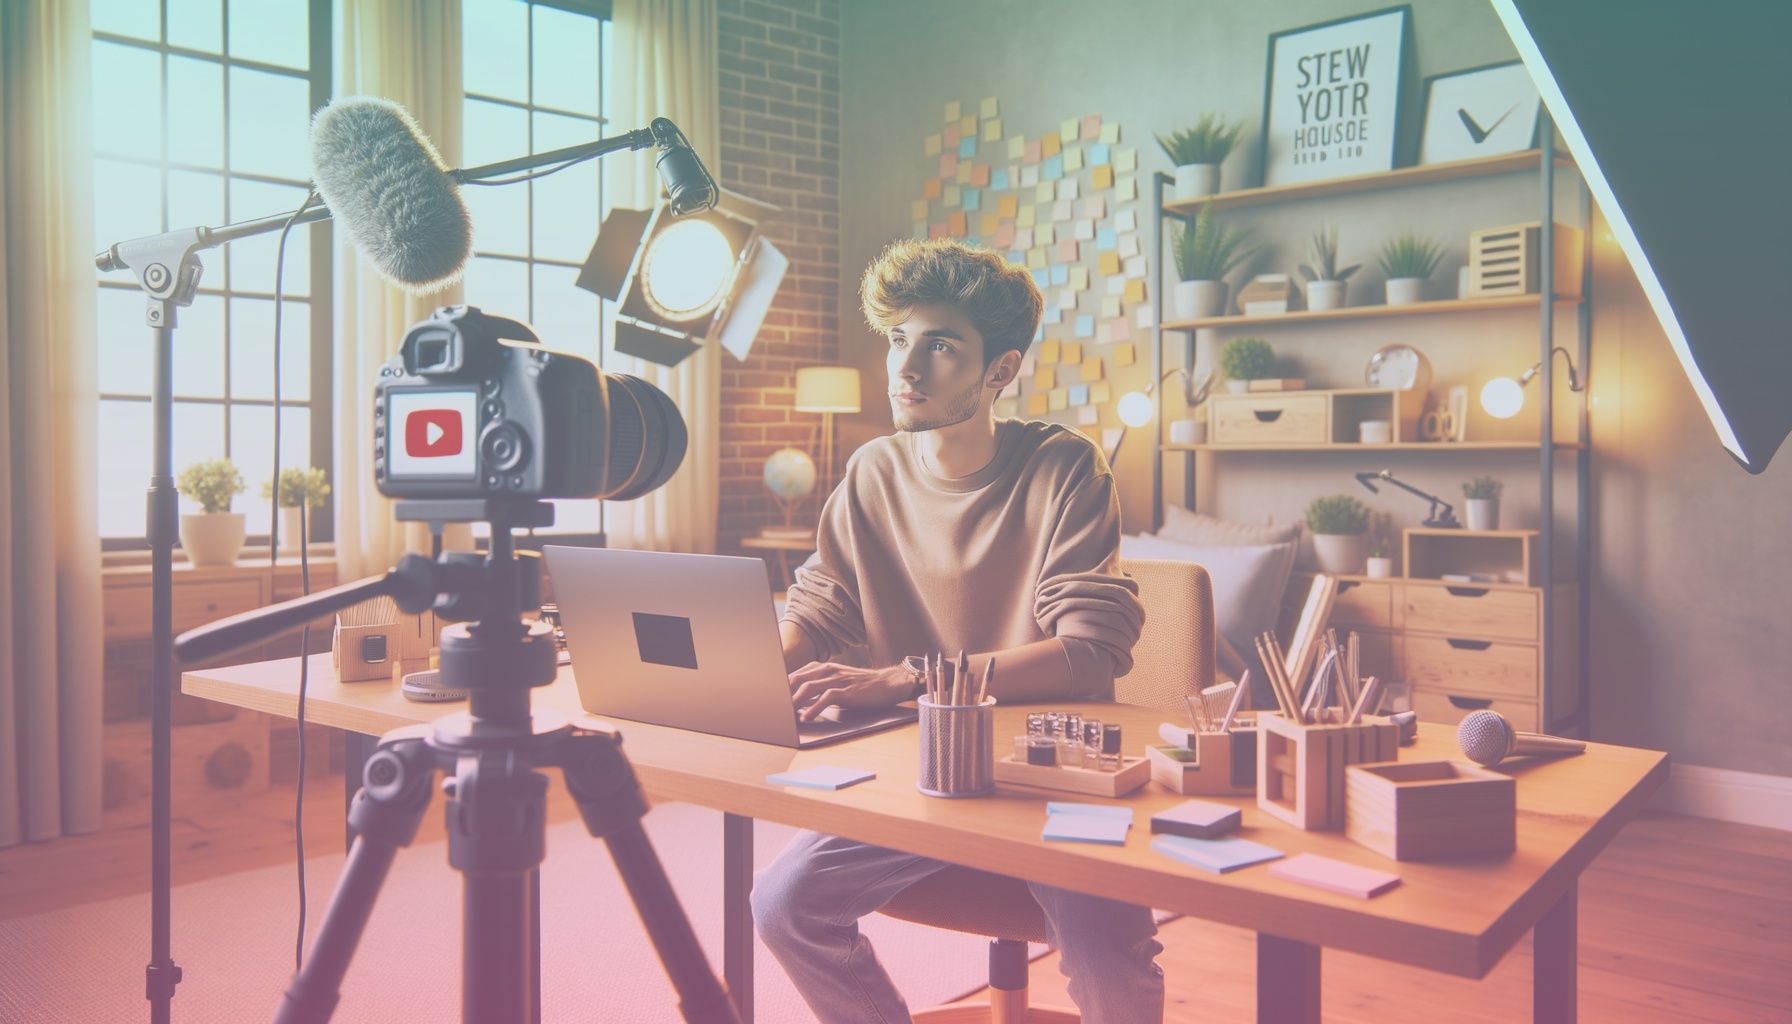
[387,389,479,480]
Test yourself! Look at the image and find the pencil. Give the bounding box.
[975,657,994,704]
[956,649,969,705]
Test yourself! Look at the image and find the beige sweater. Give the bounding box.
[780,418,1144,699]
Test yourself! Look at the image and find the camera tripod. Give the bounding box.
[176,500,740,1024]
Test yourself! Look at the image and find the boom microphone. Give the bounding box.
[649,117,718,216]
[1455,709,1587,767]
[309,97,473,292]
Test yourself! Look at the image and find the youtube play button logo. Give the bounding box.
[405,408,462,458]
[386,391,478,480]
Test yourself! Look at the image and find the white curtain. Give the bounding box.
[331,0,469,579]
[605,0,721,553]
[0,0,103,846]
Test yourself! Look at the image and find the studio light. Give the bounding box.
[1479,345,1582,419]
[578,187,787,367]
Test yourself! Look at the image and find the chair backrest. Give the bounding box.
[1115,557,1217,713]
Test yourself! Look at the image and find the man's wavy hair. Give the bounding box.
[860,239,1042,368]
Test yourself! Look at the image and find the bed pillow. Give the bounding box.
[1118,532,1296,695]
[1158,505,1303,548]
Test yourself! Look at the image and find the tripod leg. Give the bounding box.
[445,748,550,1023]
[561,730,741,1024]
[276,738,435,1024]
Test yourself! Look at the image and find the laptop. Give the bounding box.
[542,546,917,747]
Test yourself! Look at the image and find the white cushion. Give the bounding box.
[1120,532,1296,692]
[1158,505,1303,547]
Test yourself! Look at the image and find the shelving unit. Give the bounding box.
[1150,128,1591,736]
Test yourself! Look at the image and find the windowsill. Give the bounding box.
[102,543,337,573]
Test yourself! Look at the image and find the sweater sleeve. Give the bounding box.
[778,475,867,663]
[1032,453,1144,698]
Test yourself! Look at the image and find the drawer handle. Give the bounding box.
[1446,638,1493,651]
[1337,580,1359,594]
[1252,409,1285,423]
[1445,586,1490,598]
[1447,695,1494,710]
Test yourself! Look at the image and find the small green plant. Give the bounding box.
[1299,224,1360,283]
[1377,232,1446,280]
[1367,510,1396,557]
[262,467,331,509]
[1219,337,1275,381]
[176,457,245,514]
[1172,200,1258,282]
[1155,113,1247,166]
[1462,475,1503,500]
[1305,494,1370,536]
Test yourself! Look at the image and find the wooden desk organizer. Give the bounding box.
[1148,729,1257,795]
[1345,760,1516,861]
[995,755,1150,797]
[1256,713,1401,830]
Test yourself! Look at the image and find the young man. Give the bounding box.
[753,238,1163,1023]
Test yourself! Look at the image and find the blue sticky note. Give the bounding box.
[766,765,876,790]
[958,135,976,158]
[1042,306,1063,325]
[1043,813,1131,845]
[1096,228,1117,251]
[1075,314,1095,338]
[1069,384,1089,406]
[1010,250,1027,266]
[1090,143,1111,165]
[1050,264,1069,286]
[1042,154,1064,181]
[1031,268,1049,287]
[1046,801,1135,819]
[963,187,981,210]
[1150,834,1284,874]
[991,168,1010,190]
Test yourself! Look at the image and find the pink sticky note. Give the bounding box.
[1057,238,1079,262]
[1023,139,1041,164]
[971,163,990,187]
[1080,114,1101,141]
[994,223,1015,248]
[939,152,957,178]
[1081,196,1107,220]
[928,221,949,239]
[943,124,961,147]
[1269,853,1401,899]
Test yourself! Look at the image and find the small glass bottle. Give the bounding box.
[1026,734,1058,766]
[1081,719,1104,768]
[1098,723,1123,771]
[1059,713,1083,765]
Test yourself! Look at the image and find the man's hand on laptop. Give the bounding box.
[788,662,913,722]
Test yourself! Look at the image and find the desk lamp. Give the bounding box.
[1355,469,1461,528]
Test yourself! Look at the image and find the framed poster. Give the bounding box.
[1418,61,1542,165]
[1260,6,1411,186]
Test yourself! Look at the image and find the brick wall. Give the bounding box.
[715,0,842,558]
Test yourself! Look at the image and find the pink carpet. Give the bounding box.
[0,802,1022,1022]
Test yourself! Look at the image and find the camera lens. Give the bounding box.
[601,374,686,500]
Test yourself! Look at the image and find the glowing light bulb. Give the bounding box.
[640,219,735,321]
[1117,390,1154,428]
[1480,377,1525,419]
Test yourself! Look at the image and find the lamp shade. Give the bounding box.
[794,366,861,413]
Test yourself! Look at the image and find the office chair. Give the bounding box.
[878,557,1216,1023]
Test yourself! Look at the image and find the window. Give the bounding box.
[461,0,612,537]
[91,0,333,546]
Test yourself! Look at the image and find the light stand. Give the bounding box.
[1355,469,1461,528]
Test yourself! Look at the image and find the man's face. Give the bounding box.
[885,303,994,432]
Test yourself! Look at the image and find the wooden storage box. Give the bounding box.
[995,754,1150,797]
[1147,729,1257,795]
[1345,759,1516,860]
[1256,712,1401,830]
[1210,393,1327,445]
[1466,222,1583,298]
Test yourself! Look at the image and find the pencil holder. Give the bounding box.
[1148,728,1258,796]
[1256,712,1401,830]
[916,695,997,798]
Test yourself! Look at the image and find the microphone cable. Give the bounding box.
[269,187,319,971]
[457,151,598,188]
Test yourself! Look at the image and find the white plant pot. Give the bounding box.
[1306,279,1346,311]
[1385,277,1425,305]
[278,506,309,556]
[1358,419,1392,444]
[180,512,246,567]
[1173,163,1221,200]
[1365,556,1395,579]
[1224,379,1251,394]
[1466,498,1500,531]
[1174,279,1228,319]
[1168,418,1206,445]
[1312,532,1368,576]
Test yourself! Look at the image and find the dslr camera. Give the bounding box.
[374,305,686,501]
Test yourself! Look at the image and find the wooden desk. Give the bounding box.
[185,656,1666,1023]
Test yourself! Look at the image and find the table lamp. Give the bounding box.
[794,366,860,517]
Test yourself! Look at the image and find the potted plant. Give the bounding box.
[1219,337,1275,393]
[1305,494,1370,575]
[1172,200,1257,319]
[1156,113,1246,200]
[1365,511,1396,578]
[1298,224,1360,312]
[176,457,247,567]
[1462,475,1503,530]
[262,466,330,555]
[1377,232,1446,305]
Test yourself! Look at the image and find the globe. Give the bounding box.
[763,448,817,504]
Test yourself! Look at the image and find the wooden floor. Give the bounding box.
[3,779,1788,1022]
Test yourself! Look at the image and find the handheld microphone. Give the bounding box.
[309,97,473,293]
[649,117,718,216]
[1456,709,1587,767]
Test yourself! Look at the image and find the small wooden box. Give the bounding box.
[1148,730,1257,795]
[1256,713,1401,830]
[1237,273,1303,314]
[1209,393,1329,445]
[995,754,1150,797]
[1345,760,1516,860]
[1466,222,1583,298]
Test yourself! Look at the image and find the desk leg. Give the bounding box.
[343,731,375,853]
[1257,932,1320,1024]
[724,812,754,1024]
[1534,881,1577,1023]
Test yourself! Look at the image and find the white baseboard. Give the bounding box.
[1650,763,1792,832]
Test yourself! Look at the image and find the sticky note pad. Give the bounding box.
[1074,314,1095,338]
[944,100,961,122]
[1114,147,1137,172]
[1036,224,1056,245]
[1150,800,1243,839]
[962,187,981,211]
[910,200,928,220]
[1043,813,1130,845]
[1089,143,1110,166]
[1081,196,1107,220]
[1116,209,1137,232]
[1042,155,1064,181]
[1057,178,1080,200]
[1073,219,1095,241]
[1270,853,1402,898]
[1081,356,1104,380]
[1069,266,1089,290]
[961,114,978,135]
[1027,392,1049,416]
[1041,133,1061,158]
[1060,118,1080,143]
[1115,343,1136,366]
[1015,227,1034,249]
[947,211,966,236]
[1047,801,1134,819]
[958,135,977,158]
[1021,165,1039,187]
[997,195,1019,218]
[1024,138,1042,164]
[1100,122,1121,144]
[923,178,942,199]
[1101,295,1121,319]
[1096,228,1117,251]
[767,765,876,790]
[1034,367,1056,389]
[1098,251,1122,276]
[971,163,990,187]
[1090,381,1112,403]
[979,96,999,118]
[1063,147,1084,172]
[1117,176,1138,202]
[1037,182,1056,203]
[1091,164,1114,191]
[1080,114,1102,140]
[1124,279,1146,303]
[1017,203,1035,227]
[1057,289,1078,310]
[943,184,960,208]
[1076,404,1098,426]
[1057,239,1079,262]
[980,212,1000,236]
[1152,834,1282,874]
[983,118,1002,141]
[924,133,942,156]
[943,124,961,147]
[1039,339,1061,363]
[1027,247,1047,269]
[1069,384,1089,406]
[1048,387,1068,412]
[1007,136,1026,161]
[1062,342,1082,363]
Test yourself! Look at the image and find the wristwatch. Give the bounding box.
[903,655,928,701]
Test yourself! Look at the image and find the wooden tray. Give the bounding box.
[995,754,1150,797]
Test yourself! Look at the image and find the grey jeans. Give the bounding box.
[752,829,1165,1024]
